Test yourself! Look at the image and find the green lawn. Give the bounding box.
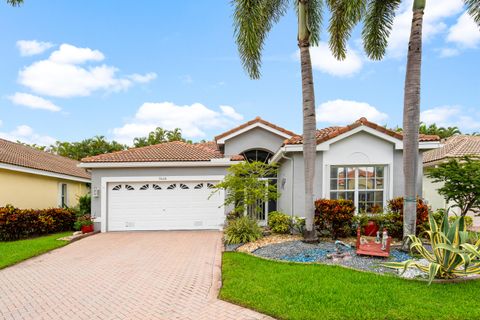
[0,232,71,269]
[220,252,480,320]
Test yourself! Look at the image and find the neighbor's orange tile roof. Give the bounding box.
[81,141,243,163]
[215,116,297,141]
[0,138,90,179]
[284,118,441,145]
[423,135,480,164]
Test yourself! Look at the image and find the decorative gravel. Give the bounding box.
[252,240,421,276]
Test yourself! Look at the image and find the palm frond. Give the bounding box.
[6,0,23,6]
[307,0,324,46]
[464,0,480,25]
[233,0,289,79]
[326,0,367,60]
[361,0,401,60]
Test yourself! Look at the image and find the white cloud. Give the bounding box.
[8,92,61,112]
[49,44,104,64]
[180,74,193,84]
[388,0,464,57]
[317,99,388,124]
[438,47,460,58]
[128,72,157,83]
[16,40,54,56]
[18,43,155,98]
[0,125,56,146]
[219,105,244,121]
[304,42,363,77]
[421,105,480,131]
[112,102,244,144]
[447,12,480,48]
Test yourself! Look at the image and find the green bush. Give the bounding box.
[73,214,94,231]
[77,194,91,215]
[354,212,403,238]
[268,211,291,234]
[225,216,262,244]
[292,216,306,234]
[449,215,473,229]
[0,205,75,241]
[314,199,355,239]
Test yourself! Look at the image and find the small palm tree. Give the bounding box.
[6,0,23,5]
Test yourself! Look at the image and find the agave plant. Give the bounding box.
[385,212,480,284]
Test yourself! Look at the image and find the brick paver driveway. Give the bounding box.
[0,231,272,320]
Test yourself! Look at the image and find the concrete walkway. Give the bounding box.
[0,231,273,320]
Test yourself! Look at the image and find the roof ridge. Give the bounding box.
[214,117,296,141]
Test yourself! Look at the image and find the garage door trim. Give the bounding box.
[99,175,225,232]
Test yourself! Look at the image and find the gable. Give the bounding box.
[223,126,286,156]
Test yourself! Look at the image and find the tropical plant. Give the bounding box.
[314,199,355,239]
[233,0,373,242]
[268,211,292,234]
[419,123,461,139]
[426,157,480,217]
[385,212,480,284]
[133,127,189,147]
[73,214,93,231]
[6,0,23,5]
[224,216,263,244]
[77,194,91,216]
[50,136,127,161]
[212,161,278,219]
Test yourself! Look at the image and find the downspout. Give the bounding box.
[281,153,295,219]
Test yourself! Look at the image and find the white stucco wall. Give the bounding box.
[223,127,286,156]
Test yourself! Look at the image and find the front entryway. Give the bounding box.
[107,181,224,231]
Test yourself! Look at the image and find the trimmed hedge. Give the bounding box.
[0,206,75,241]
[314,199,355,239]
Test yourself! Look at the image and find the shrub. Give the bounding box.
[354,212,403,238]
[77,194,91,215]
[385,213,480,284]
[449,215,473,229]
[225,216,262,244]
[226,210,243,221]
[0,205,75,241]
[268,211,291,234]
[387,197,431,237]
[292,216,306,234]
[314,199,355,239]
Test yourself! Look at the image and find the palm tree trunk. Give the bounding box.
[402,0,425,250]
[298,0,318,242]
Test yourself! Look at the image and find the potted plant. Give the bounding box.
[74,214,94,234]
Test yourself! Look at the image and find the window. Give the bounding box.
[125,185,135,191]
[140,184,149,190]
[206,183,215,189]
[152,184,162,190]
[179,183,189,189]
[241,149,273,163]
[167,184,176,190]
[112,185,122,191]
[330,166,385,213]
[194,183,204,189]
[59,183,68,208]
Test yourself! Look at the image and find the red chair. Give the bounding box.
[355,227,391,258]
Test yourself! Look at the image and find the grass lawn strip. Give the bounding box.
[220,252,480,320]
[0,232,71,269]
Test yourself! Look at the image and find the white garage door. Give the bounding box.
[107,181,224,231]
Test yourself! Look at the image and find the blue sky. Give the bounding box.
[0,0,479,146]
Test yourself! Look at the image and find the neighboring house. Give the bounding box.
[80,117,440,232]
[0,138,91,209]
[423,135,480,228]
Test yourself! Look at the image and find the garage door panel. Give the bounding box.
[107,181,224,231]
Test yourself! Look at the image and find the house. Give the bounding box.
[0,138,91,209]
[423,135,480,228]
[80,117,440,232]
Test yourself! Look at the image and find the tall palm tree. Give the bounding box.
[232,0,324,242]
[335,0,479,248]
[6,0,23,5]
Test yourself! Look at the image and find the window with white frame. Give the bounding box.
[330,166,385,213]
[59,183,68,208]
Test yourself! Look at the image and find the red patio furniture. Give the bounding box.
[355,227,391,258]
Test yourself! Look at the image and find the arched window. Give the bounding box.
[194,183,204,189]
[125,185,135,191]
[140,184,149,190]
[112,185,122,191]
[241,149,273,163]
[152,184,162,190]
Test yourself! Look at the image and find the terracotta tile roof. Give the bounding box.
[195,141,245,161]
[423,135,480,164]
[215,116,296,141]
[0,138,90,180]
[284,118,441,145]
[82,141,242,163]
